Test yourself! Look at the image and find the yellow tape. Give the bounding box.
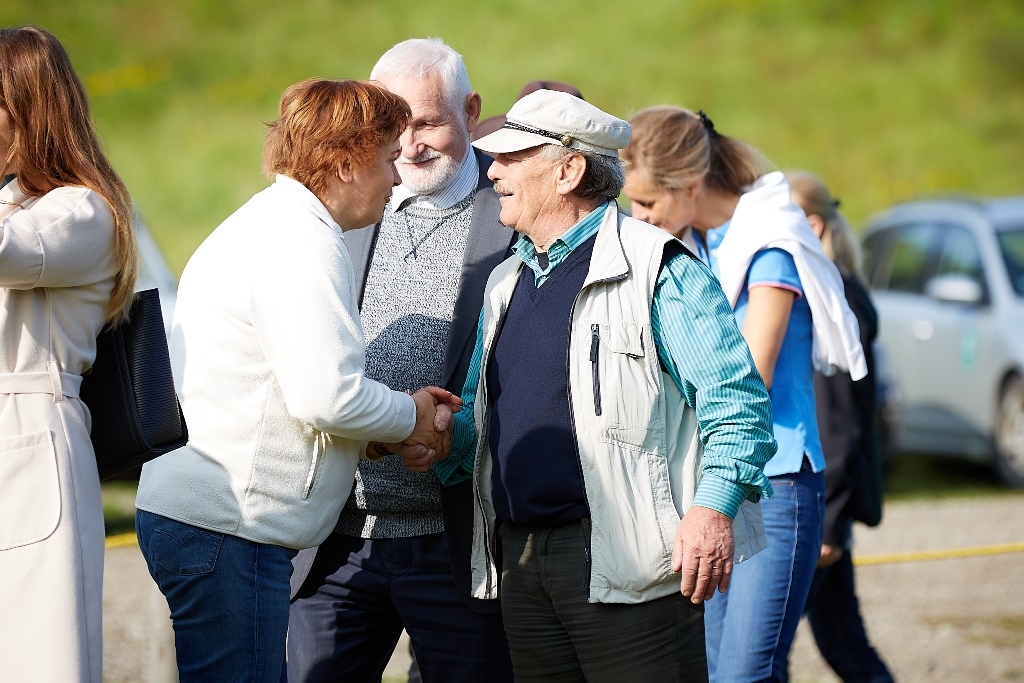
[854,542,1024,566]
[105,532,138,549]
[104,530,1024,567]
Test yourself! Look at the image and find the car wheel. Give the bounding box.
[994,375,1024,488]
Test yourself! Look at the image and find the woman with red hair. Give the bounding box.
[134,78,460,681]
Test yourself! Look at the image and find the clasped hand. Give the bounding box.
[371,387,461,473]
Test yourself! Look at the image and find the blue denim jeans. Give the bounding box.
[704,461,825,683]
[136,510,298,683]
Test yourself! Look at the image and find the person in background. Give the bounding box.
[0,25,138,683]
[623,106,866,682]
[429,89,778,682]
[472,80,585,143]
[287,39,515,683]
[786,169,895,683]
[134,78,458,682]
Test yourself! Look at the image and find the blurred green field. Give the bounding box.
[3,0,1023,273]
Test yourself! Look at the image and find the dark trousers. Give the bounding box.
[498,519,708,683]
[286,531,512,683]
[804,548,894,683]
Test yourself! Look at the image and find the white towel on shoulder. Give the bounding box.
[711,172,867,380]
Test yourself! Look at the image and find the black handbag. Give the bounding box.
[80,288,188,480]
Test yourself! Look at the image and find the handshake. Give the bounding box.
[368,386,463,473]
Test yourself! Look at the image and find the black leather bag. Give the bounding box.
[80,288,188,480]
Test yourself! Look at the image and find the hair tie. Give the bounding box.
[697,110,716,135]
[826,197,841,220]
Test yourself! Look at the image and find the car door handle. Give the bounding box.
[913,320,934,341]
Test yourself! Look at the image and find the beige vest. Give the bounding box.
[469,203,766,604]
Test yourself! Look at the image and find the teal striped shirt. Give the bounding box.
[435,202,776,519]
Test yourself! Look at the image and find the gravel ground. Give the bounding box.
[103,495,1024,682]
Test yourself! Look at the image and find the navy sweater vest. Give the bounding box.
[486,235,597,526]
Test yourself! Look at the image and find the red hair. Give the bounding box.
[263,79,410,200]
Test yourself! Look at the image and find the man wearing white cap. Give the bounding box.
[411,89,778,680]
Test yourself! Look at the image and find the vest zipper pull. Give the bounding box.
[590,324,601,416]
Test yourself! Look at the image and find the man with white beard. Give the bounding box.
[287,39,516,683]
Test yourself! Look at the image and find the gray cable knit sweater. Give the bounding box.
[335,194,475,538]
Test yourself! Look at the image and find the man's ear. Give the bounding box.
[555,152,587,196]
[337,156,354,184]
[464,92,482,134]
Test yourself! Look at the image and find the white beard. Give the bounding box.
[397,150,462,196]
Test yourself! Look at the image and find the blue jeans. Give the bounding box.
[704,461,824,683]
[802,547,894,683]
[136,510,298,683]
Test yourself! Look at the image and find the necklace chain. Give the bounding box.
[401,212,447,262]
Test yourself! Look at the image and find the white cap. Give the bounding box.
[472,89,630,158]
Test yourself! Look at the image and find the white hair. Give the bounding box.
[370,38,472,114]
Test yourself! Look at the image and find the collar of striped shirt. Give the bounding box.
[389,149,479,212]
[513,201,611,286]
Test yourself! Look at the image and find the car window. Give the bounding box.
[871,223,938,293]
[862,230,891,286]
[935,226,985,284]
[997,228,1024,296]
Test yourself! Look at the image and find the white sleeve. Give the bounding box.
[0,188,117,290]
[250,218,416,443]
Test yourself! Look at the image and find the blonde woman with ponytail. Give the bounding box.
[0,26,137,683]
[624,108,866,682]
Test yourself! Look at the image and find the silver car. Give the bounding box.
[862,196,1024,486]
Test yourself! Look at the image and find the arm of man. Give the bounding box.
[651,249,777,604]
[395,309,484,478]
[431,309,484,481]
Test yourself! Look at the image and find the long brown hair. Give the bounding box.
[0,26,137,324]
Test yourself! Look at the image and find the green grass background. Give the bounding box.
[4,0,1023,274]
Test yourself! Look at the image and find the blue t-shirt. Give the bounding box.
[698,222,824,476]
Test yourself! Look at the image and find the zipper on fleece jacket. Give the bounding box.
[590,324,602,416]
[302,431,325,499]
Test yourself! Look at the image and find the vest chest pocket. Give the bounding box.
[591,323,656,450]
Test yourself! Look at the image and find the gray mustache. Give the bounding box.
[398,151,442,165]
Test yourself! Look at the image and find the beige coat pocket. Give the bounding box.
[0,431,61,551]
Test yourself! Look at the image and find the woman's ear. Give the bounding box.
[807,213,826,238]
[685,178,703,200]
[337,156,354,184]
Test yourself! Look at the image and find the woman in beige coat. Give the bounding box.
[0,26,138,683]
